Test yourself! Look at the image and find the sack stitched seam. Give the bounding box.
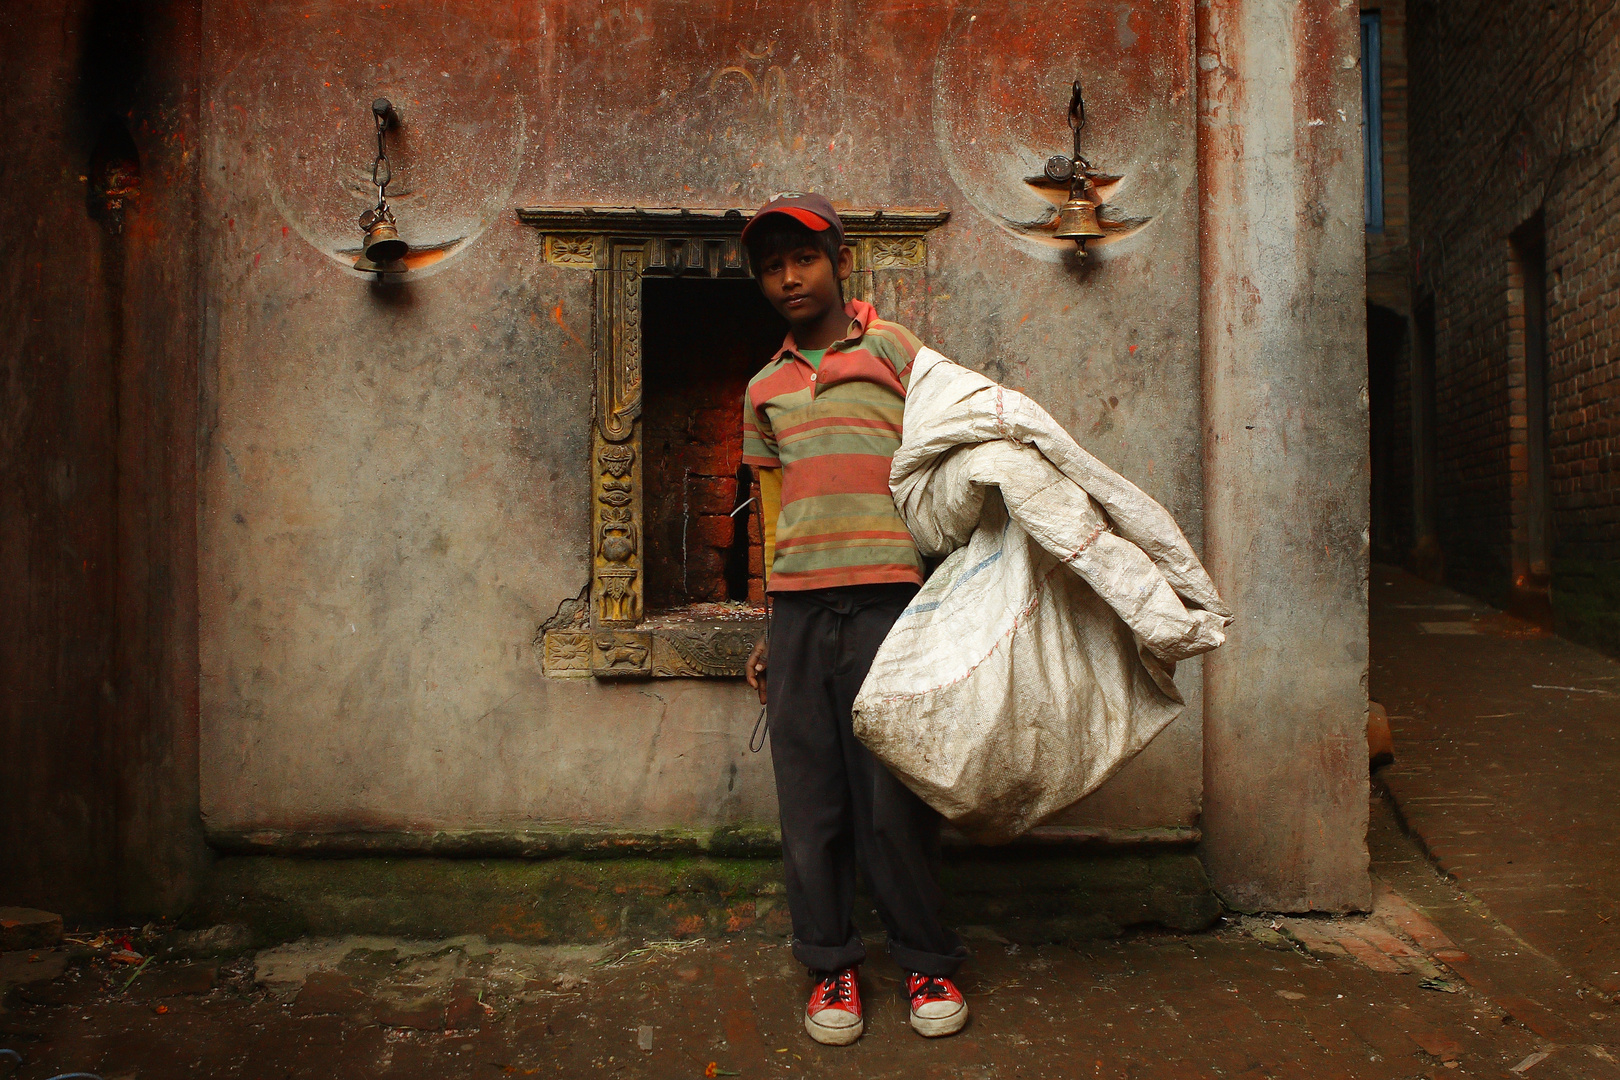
[1059,521,1111,564]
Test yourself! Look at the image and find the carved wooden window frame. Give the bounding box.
[519,206,949,679]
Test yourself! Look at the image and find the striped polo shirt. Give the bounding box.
[742,299,925,592]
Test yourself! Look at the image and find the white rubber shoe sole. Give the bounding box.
[806,1009,864,1045]
[909,1000,969,1037]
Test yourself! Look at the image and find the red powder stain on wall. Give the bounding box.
[551,302,583,346]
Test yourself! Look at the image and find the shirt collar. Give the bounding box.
[772,299,878,363]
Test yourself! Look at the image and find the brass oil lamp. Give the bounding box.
[1044,82,1106,256]
[356,98,408,274]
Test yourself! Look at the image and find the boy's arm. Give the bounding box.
[741,381,780,702]
[746,468,781,704]
[758,466,782,587]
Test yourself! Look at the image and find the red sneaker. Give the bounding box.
[906,973,968,1037]
[805,967,863,1045]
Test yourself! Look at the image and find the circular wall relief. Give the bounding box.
[929,3,1182,262]
[222,5,528,280]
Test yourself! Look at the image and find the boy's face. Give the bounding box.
[755,242,854,329]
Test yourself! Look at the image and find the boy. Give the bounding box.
[739,192,969,1045]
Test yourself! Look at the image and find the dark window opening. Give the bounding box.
[723,462,755,602]
[1361,11,1384,233]
[641,277,786,613]
[1368,302,1408,560]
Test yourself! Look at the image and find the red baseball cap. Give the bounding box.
[741,191,845,245]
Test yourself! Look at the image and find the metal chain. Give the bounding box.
[1068,80,1091,170]
[371,111,392,212]
[358,103,397,234]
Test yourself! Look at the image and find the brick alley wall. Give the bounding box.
[1407,0,1620,648]
[1365,0,1412,314]
[1364,0,1416,561]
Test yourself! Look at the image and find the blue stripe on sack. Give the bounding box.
[900,521,1011,619]
[951,547,1003,592]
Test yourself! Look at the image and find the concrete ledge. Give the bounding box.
[190,850,1219,948]
[0,907,64,951]
[205,826,786,859]
[204,824,1201,858]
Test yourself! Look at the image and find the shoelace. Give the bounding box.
[816,970,854,1005]
[910,976,953,1002]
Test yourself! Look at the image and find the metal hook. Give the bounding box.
[370,98,396,206]
[1068,81,1091,169]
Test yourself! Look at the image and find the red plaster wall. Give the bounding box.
[194,0,1215,854]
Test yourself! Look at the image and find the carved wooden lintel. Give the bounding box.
[541,621,764,679]
[518,205,950,236]
[651,623,761,678]
[866,235,928,269]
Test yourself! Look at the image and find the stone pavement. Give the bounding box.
[3,566,1620,1078]
[2,872,1613,1080]
[1371,566,1620,997]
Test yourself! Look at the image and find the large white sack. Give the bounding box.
[892,350,1230,629]
[851,350,1228,843]
[851,467,1185,843]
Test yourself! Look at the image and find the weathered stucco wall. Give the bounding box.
[0,0,1369,916]
[196,0,1214,844]
[1198,0,1372,910]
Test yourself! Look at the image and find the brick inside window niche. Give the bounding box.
[642,277,785,613]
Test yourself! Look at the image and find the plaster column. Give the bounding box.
[1197,0,1371,910]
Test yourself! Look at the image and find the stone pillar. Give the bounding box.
[1197,0,1372,910]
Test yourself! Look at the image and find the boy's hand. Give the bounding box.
[745,637,768,703]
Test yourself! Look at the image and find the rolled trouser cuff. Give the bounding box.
[791,930,867,974]
[889,938,969,979]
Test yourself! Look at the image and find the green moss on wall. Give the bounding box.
[190,850,1218,948]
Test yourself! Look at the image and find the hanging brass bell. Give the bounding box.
[364,219,407,263]
[355,205,408,273]
[1052,195,1104,243]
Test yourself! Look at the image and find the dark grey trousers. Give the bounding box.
[766,584,968,978]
